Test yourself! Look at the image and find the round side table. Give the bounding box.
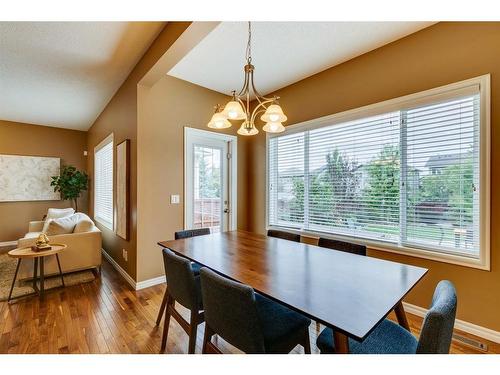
[7,243,67,302]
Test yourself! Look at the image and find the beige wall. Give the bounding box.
[86,22,190,280]
[246,22,500,331]
[0,120,87,241]
[137,75,249,281]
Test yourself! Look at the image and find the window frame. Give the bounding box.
[94,133,114,231]
[266,75,490,270]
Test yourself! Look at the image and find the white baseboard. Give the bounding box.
[136,276,165,290]
[0,241,17,247]
[101,249,136,289]
[403,302,500,344]
[101,249,165,291]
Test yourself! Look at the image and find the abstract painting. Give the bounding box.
[0,154,60,201]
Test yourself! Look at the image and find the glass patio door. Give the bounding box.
[185,128,234,233]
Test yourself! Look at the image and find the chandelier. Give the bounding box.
[207,22,287,136]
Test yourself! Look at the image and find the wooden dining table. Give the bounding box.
[158,230,428,353]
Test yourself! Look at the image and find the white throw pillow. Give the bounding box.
[74,219,94,233]
[47,207,75,220]
[45,215,79,236]
[43,208,75,233]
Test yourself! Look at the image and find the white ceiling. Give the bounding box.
[0,22,165,130]
[168,22,435,97]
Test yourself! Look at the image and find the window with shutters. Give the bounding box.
[94,134,114,230]
[267,76,490,269]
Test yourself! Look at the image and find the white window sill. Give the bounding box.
[267,225,490,271]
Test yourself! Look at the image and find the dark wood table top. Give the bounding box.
[158,230,427,341]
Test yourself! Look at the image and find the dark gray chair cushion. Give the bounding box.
[267,229,301,242]
[175,228,210,240]
[317,237,366,256]
[162,248,202,311]
[317,320,418,354]
[255,294,311,353]
[200,268,311,353]
[316,280,457,354]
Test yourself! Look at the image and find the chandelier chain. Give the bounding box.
[246,21,252,63]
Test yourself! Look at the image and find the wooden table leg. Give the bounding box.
[39,257,45,299]
[394,301,410,331]
[56,254,65,287]
[7,259,21,302]
[333,331,349,354]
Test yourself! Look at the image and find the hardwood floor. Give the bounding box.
[0,258,498,354]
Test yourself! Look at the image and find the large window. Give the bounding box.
[267,76,490,269]
[94,134,114,230]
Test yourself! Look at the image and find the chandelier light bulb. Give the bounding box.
[222,100,246,120]
[263,121,285,133]
[237,122,259,136]
[207,112,231,129]
[260,104,287,123]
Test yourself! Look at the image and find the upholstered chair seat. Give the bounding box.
[316,280,457,354]
[317,319,418,354]
[255,294,312,353]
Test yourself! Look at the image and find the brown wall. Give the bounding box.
[246,22,500,330]
[136,75,249,281]
[0,120,87,241]
[86,22,191,280]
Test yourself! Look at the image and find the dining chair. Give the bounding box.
[316,280,457,354]
[156,229,209,325]
[317,237,367,256]
[267,229,301,242]
[199,267,311,354]
[158,248,204,354]
[175,228,210,240]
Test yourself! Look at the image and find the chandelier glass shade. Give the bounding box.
[207,111,232,129]
[207,22,287,136]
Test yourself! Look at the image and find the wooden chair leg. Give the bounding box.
[156,288,168,326]
[188,311,199,354]
[202,324,213,354]
[160,294,172,353]
[303,327,311,354]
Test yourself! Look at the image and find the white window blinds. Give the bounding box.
[94,136,113,229]
[404,95,480,255]
[268,85,484,259]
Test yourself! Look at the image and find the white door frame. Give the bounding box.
[184,127,238,231]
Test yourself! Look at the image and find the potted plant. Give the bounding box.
[51,165,89,212]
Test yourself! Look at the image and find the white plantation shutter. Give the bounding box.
[268,80,486,260]
[94,136,113,229]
